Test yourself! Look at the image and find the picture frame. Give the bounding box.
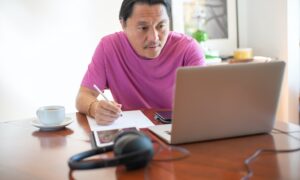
[171,0,238,56]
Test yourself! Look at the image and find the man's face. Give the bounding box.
[121,3,170,59]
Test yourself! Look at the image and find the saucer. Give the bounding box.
[31,117,73,131]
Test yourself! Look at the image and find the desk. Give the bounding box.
[1,110,300,179]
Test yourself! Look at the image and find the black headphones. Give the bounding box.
[68,130,154,170]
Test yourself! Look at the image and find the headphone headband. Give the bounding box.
[68,131,154,170]
[68,145,113,170]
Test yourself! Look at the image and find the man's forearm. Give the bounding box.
[76,87,98,116]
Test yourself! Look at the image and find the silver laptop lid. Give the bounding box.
[170,61,285,144]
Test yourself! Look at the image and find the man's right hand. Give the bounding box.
[76,86,122,125]
[93,100,122,125]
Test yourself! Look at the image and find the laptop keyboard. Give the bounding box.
[165,130,171,135]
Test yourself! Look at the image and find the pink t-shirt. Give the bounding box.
[81,31,205,110]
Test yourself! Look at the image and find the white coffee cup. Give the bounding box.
[36,106,65,126]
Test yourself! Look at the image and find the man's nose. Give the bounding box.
[147,28,159,42]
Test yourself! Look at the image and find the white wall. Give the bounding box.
[238,0,300,124]
[0,0,122,121]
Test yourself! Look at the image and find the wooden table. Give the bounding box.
[1,110,300,179]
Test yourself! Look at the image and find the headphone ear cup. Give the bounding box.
[113,131,154,170]
[113,130,141,147]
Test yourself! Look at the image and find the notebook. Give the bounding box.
[149,61,285,144]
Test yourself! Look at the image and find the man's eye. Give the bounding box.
[159,24,166,29]
[138,26,148,31]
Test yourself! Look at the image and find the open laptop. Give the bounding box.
[149,61,285,144]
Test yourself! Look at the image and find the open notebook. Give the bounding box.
[149,61,285,144]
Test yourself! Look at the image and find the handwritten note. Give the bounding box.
[87,110,154,131]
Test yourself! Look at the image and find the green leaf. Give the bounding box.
[192,30,208,42]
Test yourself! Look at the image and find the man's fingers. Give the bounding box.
[95,112,115,124]
[100,101,122,114]
[98,109,120,119]
[94,100,122,125]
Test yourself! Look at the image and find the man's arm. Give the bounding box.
[76,86,99,116]
[76,86,122,125]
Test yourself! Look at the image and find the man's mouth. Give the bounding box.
[144,42,161,49]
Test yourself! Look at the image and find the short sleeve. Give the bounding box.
[81,40,107,91]
[183,39,206,66]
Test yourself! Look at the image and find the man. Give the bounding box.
[76,0,205,125]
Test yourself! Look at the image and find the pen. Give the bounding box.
[93,84,123,116]
[93,84,109,101]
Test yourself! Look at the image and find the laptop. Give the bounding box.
[149,61,285,144]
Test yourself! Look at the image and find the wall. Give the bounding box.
[0,0,122,121]
[238,0,300,124]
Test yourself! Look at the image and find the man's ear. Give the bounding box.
[120,19,126,30]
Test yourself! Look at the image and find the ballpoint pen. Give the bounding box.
[93,84,123,116]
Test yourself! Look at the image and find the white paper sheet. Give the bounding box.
[87,110,154,131]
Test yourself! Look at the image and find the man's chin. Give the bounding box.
[142,54,159,59]
[143,50,161,59]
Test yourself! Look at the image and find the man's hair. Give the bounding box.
[119,0,171,22]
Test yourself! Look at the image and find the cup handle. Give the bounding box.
[36,109,40,117]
